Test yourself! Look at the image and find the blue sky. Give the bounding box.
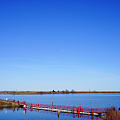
[0,0,120,91]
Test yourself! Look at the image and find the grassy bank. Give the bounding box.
[0,99,19,108]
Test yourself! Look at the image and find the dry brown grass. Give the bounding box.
[0,99,18,107]
[102,107,120,120]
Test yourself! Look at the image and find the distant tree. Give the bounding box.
[71,89,75,93]
[52,90,55,92]
[61,90,64,93]
[65,89,69,93]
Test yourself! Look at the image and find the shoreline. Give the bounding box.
[0,91,120,95]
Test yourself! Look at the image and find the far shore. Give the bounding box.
[0,91,120,95]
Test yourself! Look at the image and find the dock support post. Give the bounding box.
[58,110,60,120]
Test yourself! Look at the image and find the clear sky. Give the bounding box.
[0,0,120,91]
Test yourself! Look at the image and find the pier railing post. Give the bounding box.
[91,108,94,115]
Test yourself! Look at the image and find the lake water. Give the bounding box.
[0,93,120,120]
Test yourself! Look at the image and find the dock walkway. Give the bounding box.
[20,102,105,116]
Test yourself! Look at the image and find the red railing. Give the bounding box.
[20,102,106,114]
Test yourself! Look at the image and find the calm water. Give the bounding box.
[0,93,120,120]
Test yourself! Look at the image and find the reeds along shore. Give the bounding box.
[0,91,120,95]
[102,107,120,120]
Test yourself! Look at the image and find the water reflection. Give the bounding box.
[0,108,102,120]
